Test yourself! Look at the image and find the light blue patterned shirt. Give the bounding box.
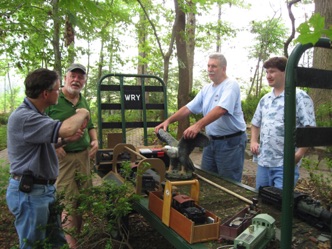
[251,89,316,167]
[186,78,246,136]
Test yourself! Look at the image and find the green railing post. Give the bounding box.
[282,37,331,249]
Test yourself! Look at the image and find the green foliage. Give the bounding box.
[309,172,332,206]
[189,89,203,123]
[0,88,24,114]
[0,162,10,205]
[0,161,18,248]
[295,13,332,45]
[0,1,55,74]
[0,126,7,151]
[241,89,269,124]
[301,156,332,207]
[315,102,332,127]
[248,18,288,60]
[0,113,9,125]
[0,133,142,247]
[58,161,141,248]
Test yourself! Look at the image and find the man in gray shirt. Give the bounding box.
[6,68,90,249]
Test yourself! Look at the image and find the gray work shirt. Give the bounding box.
[7,98,62,179]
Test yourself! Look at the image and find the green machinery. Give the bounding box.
[97,73,168,148]
[233,213,276,249]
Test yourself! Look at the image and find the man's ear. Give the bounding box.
[42,90,50,99]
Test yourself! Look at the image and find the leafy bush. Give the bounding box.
[0,158,142,249]
[315,102,332,127]
[0,125,7,150]
[301,156,332,207]
[0,161,10,205]
[241,89,269,124]
[59,161,141,248]
[0,113,9,125]
[0,161,19,248]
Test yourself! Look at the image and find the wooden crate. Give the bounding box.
[219,206,260,241]
[148,181,220,244]
[107,133,123,149]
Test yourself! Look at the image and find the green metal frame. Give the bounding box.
[97,73,168,148]
[283,37,332,248]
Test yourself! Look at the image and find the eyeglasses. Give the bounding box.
[47,88,60,92]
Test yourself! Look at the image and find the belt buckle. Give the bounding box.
[12,174,21,181]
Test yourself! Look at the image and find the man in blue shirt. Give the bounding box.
[155,53,247,182]
[250,57,316,190]
[6,68,90,249]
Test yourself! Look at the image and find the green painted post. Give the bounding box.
[282,38,330,248]
[119,76,127,143]
[282,45,300,249]
[140,77,148,146]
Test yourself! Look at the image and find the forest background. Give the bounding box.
[0,0,331,141]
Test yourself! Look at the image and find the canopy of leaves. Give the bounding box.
[296,13,332,45]
[248,18,288,60]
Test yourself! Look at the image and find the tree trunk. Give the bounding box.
[310,0,332,112]
[137,0,175,86]
[284,0,301,58]
[216,4,222,52]
[187,10,195,94]
[248,59,261,96]
[137,12,147,76]
[51,0,62,79]
[174,0,190,139]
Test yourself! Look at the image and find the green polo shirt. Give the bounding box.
[46,91,94,152]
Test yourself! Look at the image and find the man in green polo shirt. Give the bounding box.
[46,63,98,249]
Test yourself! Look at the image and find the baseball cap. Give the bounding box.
[66,63,86,74]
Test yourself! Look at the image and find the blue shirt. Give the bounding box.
[186,78,246,136]
[7,98,62,179]
[251,89,316,167]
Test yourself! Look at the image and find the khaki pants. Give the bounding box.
[56,149,92,208]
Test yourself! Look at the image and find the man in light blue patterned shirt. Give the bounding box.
[250,57,316,190]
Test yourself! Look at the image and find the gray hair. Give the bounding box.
[209,53,227,67]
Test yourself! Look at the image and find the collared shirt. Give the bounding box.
[251,89,316,167]
[46,91,94,152]
[186,78,246,136]
[7,98,61,179]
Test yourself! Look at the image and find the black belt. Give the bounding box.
[12,174,56,185]
[209,131,244,140]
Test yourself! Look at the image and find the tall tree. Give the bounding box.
[284,0,301,57]
[137,0,176,86]
[174,0,191,138]
[310,0,332,111]
[186,2,196,95]
[247,18,287,97]
[51,0,62,76]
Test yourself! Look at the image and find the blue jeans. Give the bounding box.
[201,132,247,182]
[255,165,300,190]
[6,178,66,249]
